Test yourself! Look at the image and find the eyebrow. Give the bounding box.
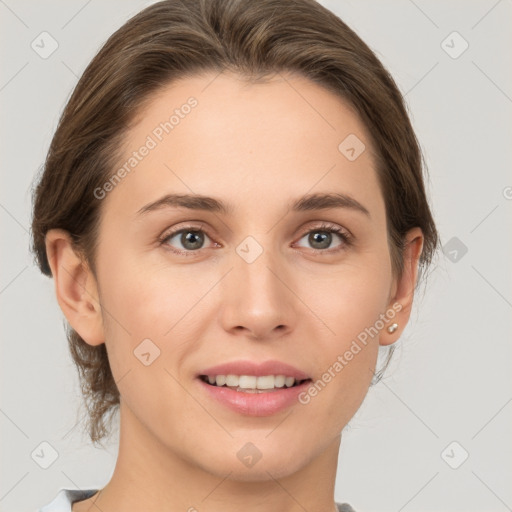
[136,192,370,218]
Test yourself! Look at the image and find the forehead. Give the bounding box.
[105,70,384,220]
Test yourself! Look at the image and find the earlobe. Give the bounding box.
[45,229,105,346]
[380,227,424,346]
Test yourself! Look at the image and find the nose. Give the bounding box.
[219,241,298,341]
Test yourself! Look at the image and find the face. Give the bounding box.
[80,71,407,480]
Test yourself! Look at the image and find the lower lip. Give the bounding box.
[197,378,312,416]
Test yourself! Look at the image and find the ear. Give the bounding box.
[380,227,424,346]
[45,229,105,346]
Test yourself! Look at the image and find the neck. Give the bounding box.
[88,400,341,512]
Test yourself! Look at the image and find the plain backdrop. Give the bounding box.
[1,1,511,511]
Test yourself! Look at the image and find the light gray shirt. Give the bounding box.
[38,488,357,512]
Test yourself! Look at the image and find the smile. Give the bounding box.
[199,374,311,392]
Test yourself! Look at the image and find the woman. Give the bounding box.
[32,0,438,510]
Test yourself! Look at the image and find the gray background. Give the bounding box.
[1,1,511,511]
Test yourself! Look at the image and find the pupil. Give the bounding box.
[310,231,331,249]
[182,231,204,250]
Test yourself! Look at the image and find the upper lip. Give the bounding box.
[198,360,311,380]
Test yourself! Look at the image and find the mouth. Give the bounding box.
[196,360,313,415]
[198,374,312,393]
[196,372,313,416]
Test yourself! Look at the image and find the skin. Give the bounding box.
[45,71,423,512]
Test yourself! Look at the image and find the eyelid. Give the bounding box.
[296,221,352,240]
[159,221,209,237]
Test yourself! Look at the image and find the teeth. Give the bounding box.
[206,374,303,390]
[239,375,257,388]
[255,375,275,390]
[225,374,239,386]
[274,375,286,388]
[285,376,295,387]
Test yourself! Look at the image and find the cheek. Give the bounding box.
[302,254,392,345]
[98,249,202,336]
[294,254,392,419]
[95,260,199,431]
[96,254,211,396]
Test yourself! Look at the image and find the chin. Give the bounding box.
[220,460,304,483]
[197,444,309,482]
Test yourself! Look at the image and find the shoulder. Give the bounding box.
[38,492,353,512]
[37,489,99,512]
[337,503,357,512]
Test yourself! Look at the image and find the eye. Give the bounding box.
[294,224,352,253]
[159,225,217,256]
[159,222,352,257]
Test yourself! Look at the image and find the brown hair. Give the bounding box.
[30,0,438,446]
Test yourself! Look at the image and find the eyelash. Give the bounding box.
[158,222,353,257]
